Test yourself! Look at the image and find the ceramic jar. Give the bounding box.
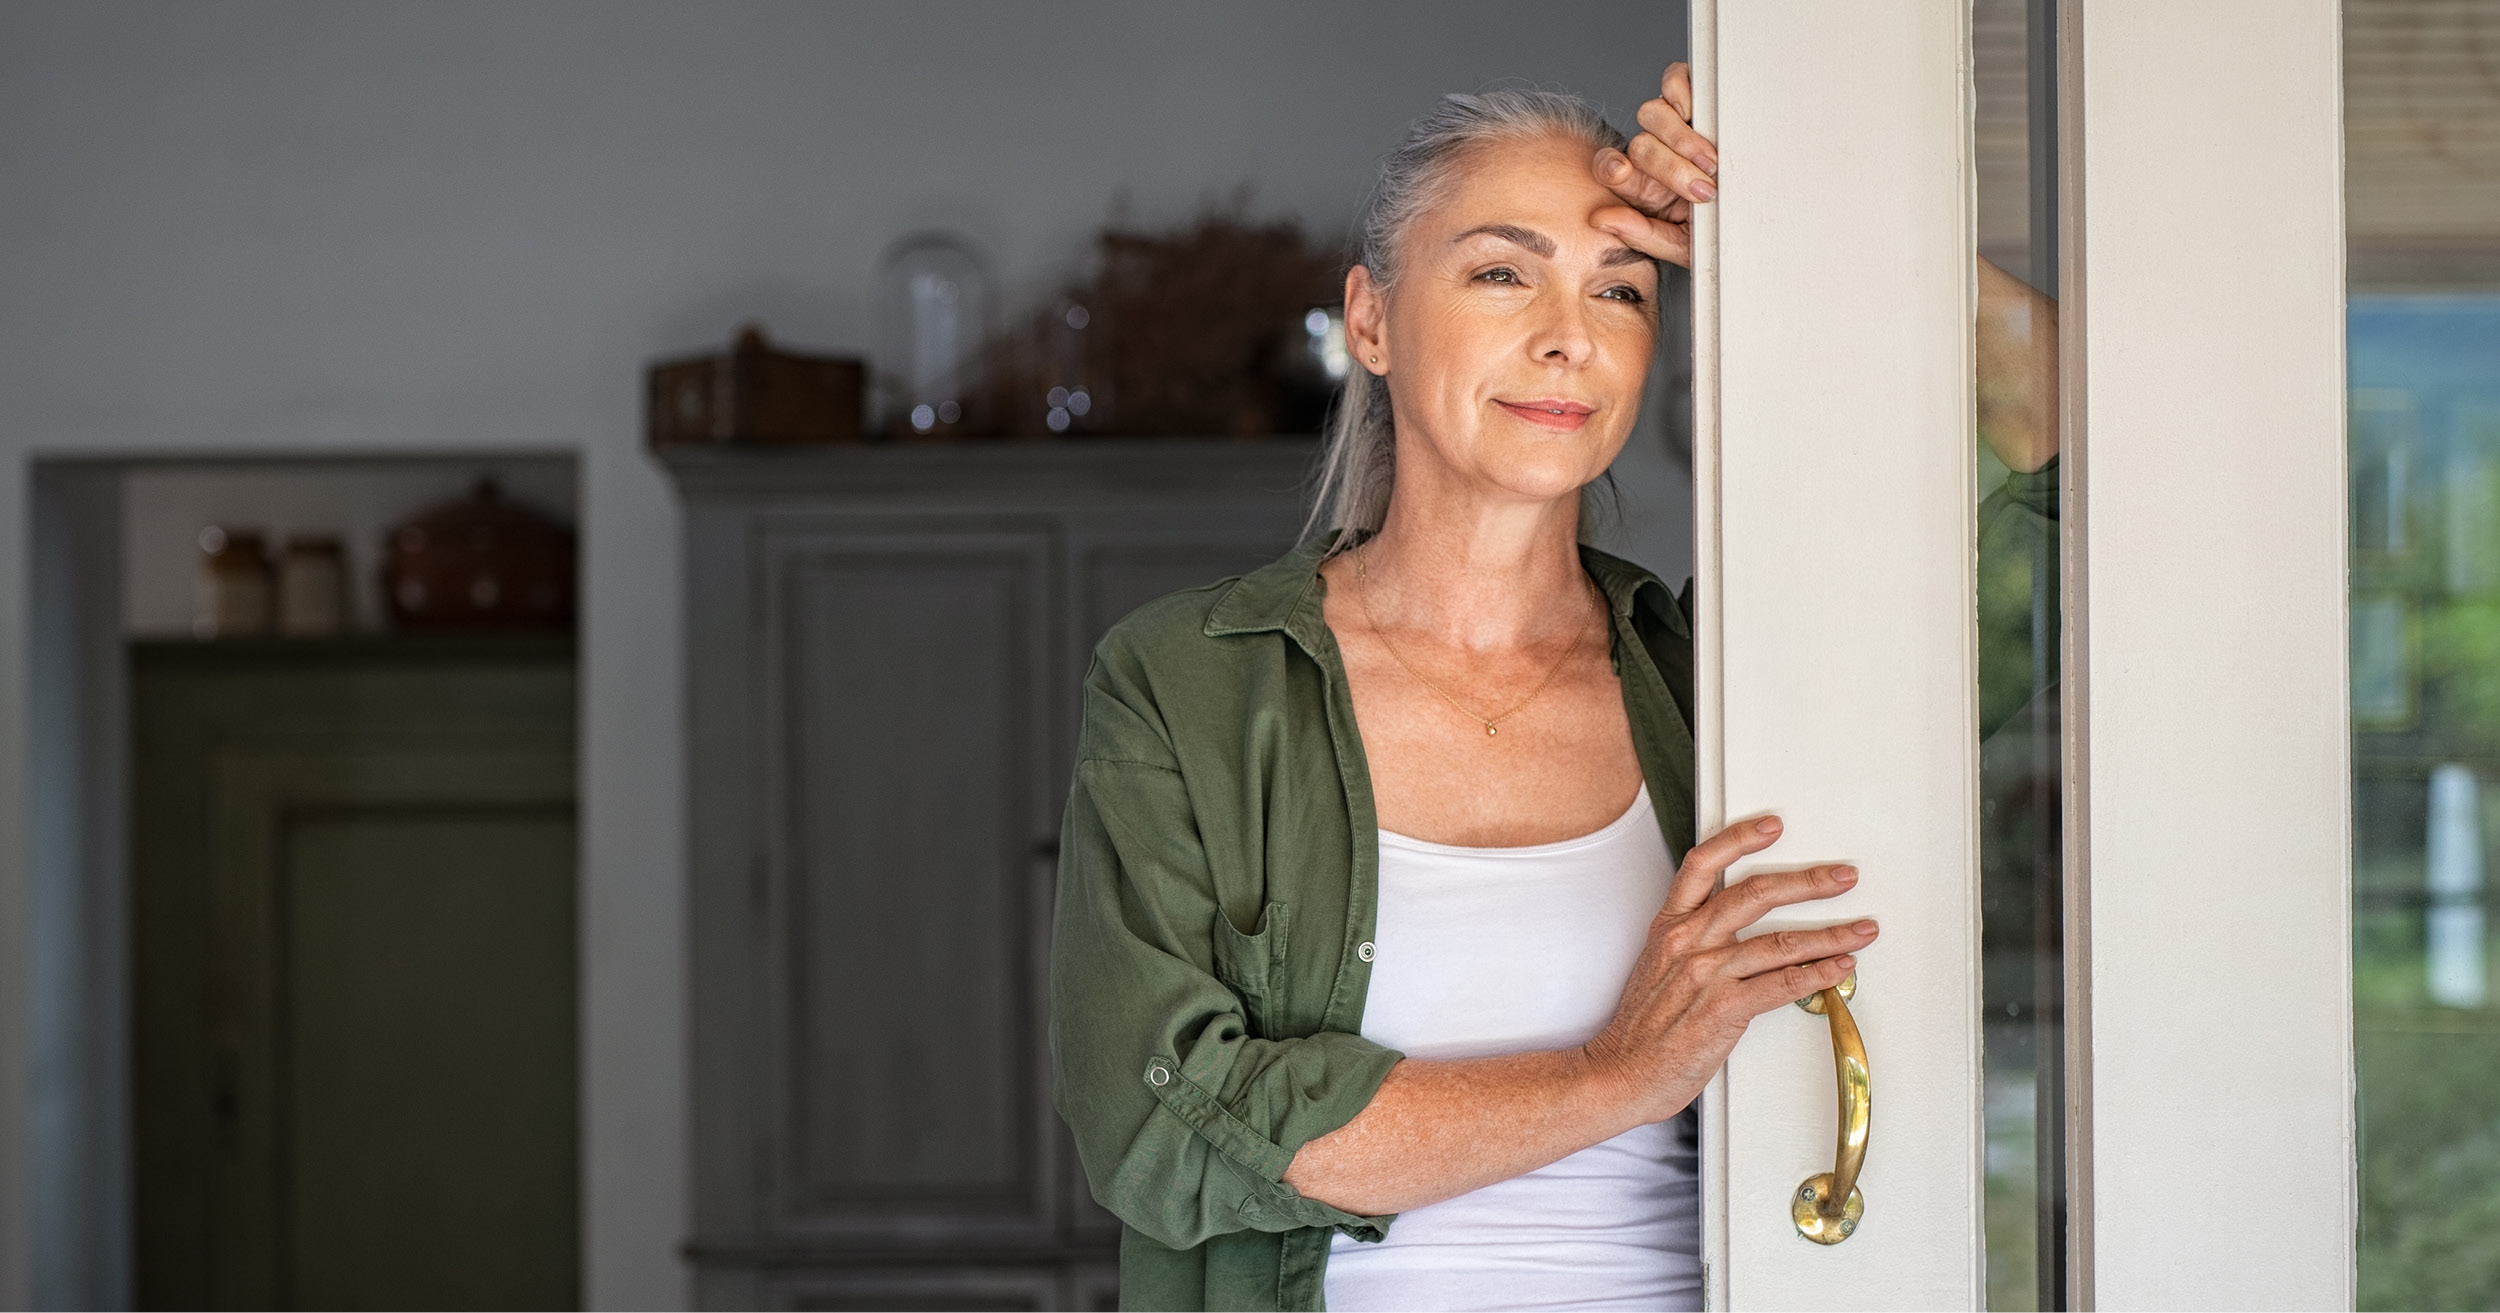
[194,526,275,639]
[278,534,350,637]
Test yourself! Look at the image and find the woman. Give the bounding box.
[1052,64,2055,1312]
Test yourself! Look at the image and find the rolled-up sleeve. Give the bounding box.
[1049,647,1402,1252]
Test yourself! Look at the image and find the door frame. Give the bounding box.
[2060,4,2352,1308]
[1689,2,2353,1307]
[1690,3,1987,1306]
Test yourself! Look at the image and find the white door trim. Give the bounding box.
[2067,3,2354,1307]
[1691,3,1985,1306]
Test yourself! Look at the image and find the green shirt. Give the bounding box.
[1050,538,1698,1311]
[1051,464,2055,1311]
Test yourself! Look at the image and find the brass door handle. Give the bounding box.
[1792,974,1868,1243]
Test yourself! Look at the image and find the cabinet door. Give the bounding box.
[735,1259,1119,1310]
[741,523,1065,1245]
[678,459,1315,1302]
[1068,522,1304,661]
[757,1266,1063,1311]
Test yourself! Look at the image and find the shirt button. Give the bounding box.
[1357,941,1376,962]
[1147,1063,1171,1087]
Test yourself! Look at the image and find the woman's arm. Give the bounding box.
[1978,255,2059,473]
[1284,819,1874,1216]
[1059,613,1870,1236]
[1054,747,1409,1249]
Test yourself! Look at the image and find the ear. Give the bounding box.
[1343,265,1389,376]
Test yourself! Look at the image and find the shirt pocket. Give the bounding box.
[1210,901,1292,1037]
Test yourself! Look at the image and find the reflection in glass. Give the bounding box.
[2351,296,2500,1311]
[2426,764,2486,1009]
[1973,0,2063,1307]
[2347,7,2500,1299]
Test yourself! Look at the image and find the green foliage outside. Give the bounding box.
[2347,297,2500,1305]
[2352,396,2500,1308]
[2357,1023,2500,1310]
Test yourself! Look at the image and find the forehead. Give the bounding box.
[1420,132,1624,240]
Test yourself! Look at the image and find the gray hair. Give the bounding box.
[1307,88,1635,550]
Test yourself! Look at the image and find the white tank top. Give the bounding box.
[1324,783,1702,1313]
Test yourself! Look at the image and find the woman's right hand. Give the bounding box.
[1580,815,1876,1125]
[1592,61,1716,268]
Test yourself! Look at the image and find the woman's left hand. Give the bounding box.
[1591,61,1717,268]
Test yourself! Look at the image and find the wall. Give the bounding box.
[0,2,1690,1306]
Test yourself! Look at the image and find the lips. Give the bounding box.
[1495,398,1597,431]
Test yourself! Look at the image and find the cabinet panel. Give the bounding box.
[1056,523,1302,1243]
[1075,536,1293,655]
[671,444,1319,1307]
[761,530,1058,1233]
[763,1266,1060,1311]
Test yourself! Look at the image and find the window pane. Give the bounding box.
[2351,295,2500,1310]
[2348,0,2500,1305]
[1974,0,2064,1307]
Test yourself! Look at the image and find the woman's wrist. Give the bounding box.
[1567,1038,1662,1137]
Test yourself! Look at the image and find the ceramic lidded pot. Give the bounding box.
[380,478,576,630]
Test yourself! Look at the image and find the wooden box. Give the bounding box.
[647,325,864,447]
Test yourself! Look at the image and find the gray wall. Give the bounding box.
[0,2,1688,1306]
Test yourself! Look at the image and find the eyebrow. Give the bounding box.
[1452,222,1652,269]
[1452,222,1556,256]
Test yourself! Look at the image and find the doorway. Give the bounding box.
[30,454,582,1310]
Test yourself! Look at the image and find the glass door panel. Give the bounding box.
[2350,303,2500,1311]
[1971,2,2064,1308]
[2346,1,2500,1306]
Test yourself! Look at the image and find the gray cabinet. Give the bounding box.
[667,442,1316,1309]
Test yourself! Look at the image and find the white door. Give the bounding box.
[1687,2,2352,1308]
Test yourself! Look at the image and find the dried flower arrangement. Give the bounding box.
[956,205,1347,439]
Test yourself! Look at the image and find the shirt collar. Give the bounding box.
[1202,532,1685,641]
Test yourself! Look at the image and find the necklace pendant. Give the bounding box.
[1486,725,1498,736]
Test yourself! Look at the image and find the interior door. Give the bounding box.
[130,642,580,1311]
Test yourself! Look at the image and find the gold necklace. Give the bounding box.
[1355,541,1599,737]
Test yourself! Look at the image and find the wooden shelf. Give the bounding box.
[656,434,1320,503]
[130,631,575,671]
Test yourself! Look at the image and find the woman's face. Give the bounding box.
[1347,132,1661,518]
